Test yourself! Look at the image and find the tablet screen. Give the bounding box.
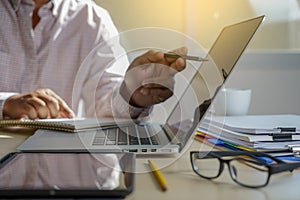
[0,152,135,198]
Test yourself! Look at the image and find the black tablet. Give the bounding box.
[0,152,135,198]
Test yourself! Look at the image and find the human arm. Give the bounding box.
[78,47,187,119]
[72,3,186,119]
[122,47,187,107]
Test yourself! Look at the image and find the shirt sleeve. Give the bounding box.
[78,5,151,119]
[0,92,18,119]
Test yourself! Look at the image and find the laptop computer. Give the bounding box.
[18,15,265,154]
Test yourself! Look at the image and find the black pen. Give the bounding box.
[164,53,208,62]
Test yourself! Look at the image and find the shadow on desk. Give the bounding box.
[0,127,35,157]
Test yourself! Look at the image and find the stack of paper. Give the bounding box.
[197,114,300,151]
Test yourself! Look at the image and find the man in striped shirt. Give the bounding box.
[0,0,186,120]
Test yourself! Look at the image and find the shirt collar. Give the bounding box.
[51,0,61,17]
[10,0,57,14]
[10,0,21,11]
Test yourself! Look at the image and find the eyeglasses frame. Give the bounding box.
[190,151,300,188]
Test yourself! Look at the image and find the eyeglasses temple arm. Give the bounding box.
[269,162,300,174]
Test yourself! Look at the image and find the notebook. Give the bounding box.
[199,119,300,142]
[17,16,265,154]
[201,114,300,134]
[0,118,135,132]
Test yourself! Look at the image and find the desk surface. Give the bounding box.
[1,128,300,200]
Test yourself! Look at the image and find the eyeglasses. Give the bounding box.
[190,151,300,188]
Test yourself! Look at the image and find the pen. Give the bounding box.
[164,53,208,62]
[148,160,168,191]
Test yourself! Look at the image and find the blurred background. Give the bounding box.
[95,0,300,50]
[94,0,300,121]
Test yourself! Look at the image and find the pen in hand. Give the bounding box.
[164,53,208,62]
[148,160,168,191]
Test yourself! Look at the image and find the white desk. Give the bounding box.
[1,128,300,200]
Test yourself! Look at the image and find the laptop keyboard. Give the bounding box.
[92,124,160,146]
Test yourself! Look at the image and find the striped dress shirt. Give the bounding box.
[0,0,149,119]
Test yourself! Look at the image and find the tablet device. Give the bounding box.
[0,152,135,198]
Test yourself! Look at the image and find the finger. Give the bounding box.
[132,50,165,67]
[152,95,163,104]
[147,88,173,99]
[46,98,60,118]
[142,83,165,89]
[151,95,169,104]
[142,77,174,89]
[165,56,186,73]
[139,87,150,96]
[3,95,38,119]
[38,95,60,118]
[58,102,75,118]
[21,103,38,120]
[147,51,165,63]
[139,82,174,97]
[140,85,168,96]
[139,87,173,103]
[58,111,68,118]
[164,47,188,63]
[165,47,187,72]
[32,91,60,117]
[175,57,186,71]
[15,114,29,120]
[27,97,49,119]
[41,91,75,118]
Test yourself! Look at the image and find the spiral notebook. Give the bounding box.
[0,118,134,132]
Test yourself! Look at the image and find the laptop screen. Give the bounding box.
[165,16,265,148]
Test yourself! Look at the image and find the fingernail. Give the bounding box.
[69,112,75,118]
[140,88,148,95]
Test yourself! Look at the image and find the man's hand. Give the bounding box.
[123,47,187,107]
[3,88,75,119]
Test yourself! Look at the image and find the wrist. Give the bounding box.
[113,84,152,119]
[119,81,142,108]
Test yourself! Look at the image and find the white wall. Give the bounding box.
[225,51,300,115]
[148,51,300,122]
[93,1,300,122]
[96,0,300,50]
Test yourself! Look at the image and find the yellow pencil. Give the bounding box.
[148,160,168,191]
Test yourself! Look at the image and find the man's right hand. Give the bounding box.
[3,88,75,120]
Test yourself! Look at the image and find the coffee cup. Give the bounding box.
[213,88,252,116]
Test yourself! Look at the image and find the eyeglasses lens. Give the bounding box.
[192,154,221,179]
[229,157,269,187]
